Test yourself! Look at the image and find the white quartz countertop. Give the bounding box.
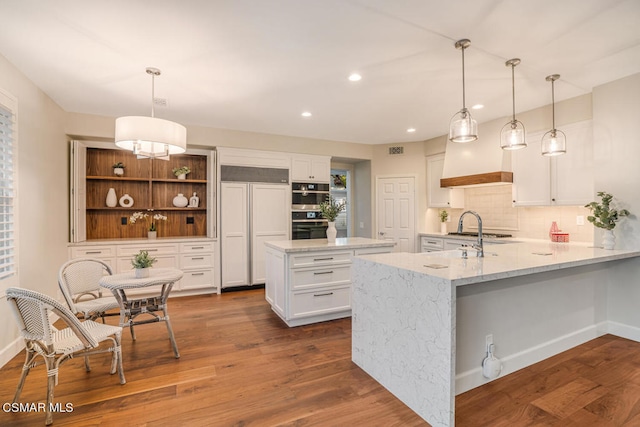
[356,241,640,286]
[264,237,395,253]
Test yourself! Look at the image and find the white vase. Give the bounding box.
[113,167,124,176]
[173,193,188,207]
[135,268,150,278]
[119,193,134,207]
[326,221,337,243]
[602,229,615,250]
[178,174,186,180]
[148,231,157,239]
[106,188,117,207]
[440,222,447,235]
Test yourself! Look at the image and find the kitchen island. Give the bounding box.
[351,241,640,427]
[264,237,395,326]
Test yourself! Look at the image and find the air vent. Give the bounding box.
[388,146,404,155]
[153,97,167,107]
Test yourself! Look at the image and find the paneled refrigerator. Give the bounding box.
[220,166,289,289]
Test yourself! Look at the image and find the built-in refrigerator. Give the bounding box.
[220,166,289,289]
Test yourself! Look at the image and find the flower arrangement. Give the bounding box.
[172,166,191,177]
[131,250,157,269]
[439,210,449,223]
[584,191,631,230]
[129,211,167,231]
[319,195,346,222]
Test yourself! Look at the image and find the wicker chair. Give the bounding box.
[58,258,120,321]
[5,287,126,426]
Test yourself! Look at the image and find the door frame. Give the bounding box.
[374,174,417,252]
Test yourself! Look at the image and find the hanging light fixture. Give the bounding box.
[115,67,186,159]
[500,58,526,150]
[449,39,477,143]
[541,74,566,156]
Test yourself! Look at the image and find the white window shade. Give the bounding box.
[0,89,17,285]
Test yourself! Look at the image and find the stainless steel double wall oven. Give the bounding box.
[291,182,330,240]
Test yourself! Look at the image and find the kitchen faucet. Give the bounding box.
[457,210,484,257]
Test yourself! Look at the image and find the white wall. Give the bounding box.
[0,54,68,365]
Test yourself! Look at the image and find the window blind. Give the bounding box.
[0,103,15,281]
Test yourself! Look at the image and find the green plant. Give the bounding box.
[584,191,631,230]
[439,210,448,223]
[131,250,157,269]
[319,196,346,222]
[112,162,125,169]
[172,166,191,177]
[129,211,167,231]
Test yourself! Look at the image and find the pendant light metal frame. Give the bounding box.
[449,39,478,143]
[500,58,527,150]
[541,74,566,156]
[115,67,187,159]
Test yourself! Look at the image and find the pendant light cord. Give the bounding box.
[150,73,155,118]
[551,78,555,130]
[461,46,466,110]
[510,64,516,122]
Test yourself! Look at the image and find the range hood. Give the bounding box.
[440,137,513,188]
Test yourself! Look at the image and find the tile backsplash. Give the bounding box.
[436,185,594,243]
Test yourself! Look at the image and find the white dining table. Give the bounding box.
[99,267,183,358]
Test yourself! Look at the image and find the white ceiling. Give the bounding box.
[1,0,639,144]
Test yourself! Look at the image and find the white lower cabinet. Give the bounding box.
[68,238,220,296]
[265,244,393,327]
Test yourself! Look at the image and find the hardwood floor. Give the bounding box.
[1,288,639,426]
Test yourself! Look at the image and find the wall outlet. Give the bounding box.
[186,217,194,224]
[121,217,127,225]
[576,215,585,226]
[360,222,364,229]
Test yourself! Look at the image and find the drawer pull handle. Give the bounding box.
[191,257,204,260]
[313,292,334,297]
[85,251,102,254]
[427,241,438,244]
[191,272,205,276]
[313,257,334,261]
[191,246,205,250]
[313,271,333,275]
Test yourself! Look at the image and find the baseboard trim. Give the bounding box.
[0,337,24,369]
[606,321,640,342]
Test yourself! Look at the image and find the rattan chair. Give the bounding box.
[5,287,126,425]
[58,258,120,321]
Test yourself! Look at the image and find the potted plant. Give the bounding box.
[584,191,631,249]
[172,166,191,180]
[129,211,168,239]
[319,196,346,243]
[112,162,125,176]
[439,210,449,234]
[131,250,157,278]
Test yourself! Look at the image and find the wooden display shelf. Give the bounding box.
[87,176,151,182]
[152,178,208,184]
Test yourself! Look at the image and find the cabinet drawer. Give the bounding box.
[180,254,213,269]
[180,242,214,253]
[291,286,351,318]
[421,237,444,250]
[70,246,115,258]
[117,244,180,257]
[290,251,352,268]
[291,265,351,290]
[180,269,214,290]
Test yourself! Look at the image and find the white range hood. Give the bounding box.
[440,136,513,188]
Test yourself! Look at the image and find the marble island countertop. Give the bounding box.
[264,237,395,253]
[357,241,640,287]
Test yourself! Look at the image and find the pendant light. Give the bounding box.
[449,39,477,143]
[500,58,526,150]
[541,74,566,156]
[115,67,187,159]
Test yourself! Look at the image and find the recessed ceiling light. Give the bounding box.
[301,111,312,117]
[471,104,484,110]
[407,128,416,133]
[348,73,362,82]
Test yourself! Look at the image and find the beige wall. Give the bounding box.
[0,54,68,363]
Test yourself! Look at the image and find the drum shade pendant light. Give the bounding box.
[115,67,186,159]
[541,74,566,156]
[449,39,478,143]
[500,58,526,150]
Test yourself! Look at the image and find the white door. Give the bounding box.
[376,177,415,253]
[221,182,249,288]
[251,184,289,285]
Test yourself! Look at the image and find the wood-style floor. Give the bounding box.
[1,288,639,426]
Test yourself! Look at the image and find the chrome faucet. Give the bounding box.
[457,210,484,257]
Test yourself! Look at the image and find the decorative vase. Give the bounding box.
[119,193,134,207]
[602,229,615,250]
[178,174,186,180]
[148,231,157,239]
[106,188,117,207]
[440,222,447,235]
[135,268,150,278]
[173,193,188,207]
[113,167,124,176]
[188,192,200,207]
[326,221,337,243]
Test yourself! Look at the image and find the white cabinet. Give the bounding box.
[512,120,594,206]
[427,154,464,208]
[68,238,219,295]
[265,244,393,327]
[291,155,331,183]
[420,236,444,252]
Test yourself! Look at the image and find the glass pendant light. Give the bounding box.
[541,74,566,156]
[500,58,526,150]
[449,39,478,143]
